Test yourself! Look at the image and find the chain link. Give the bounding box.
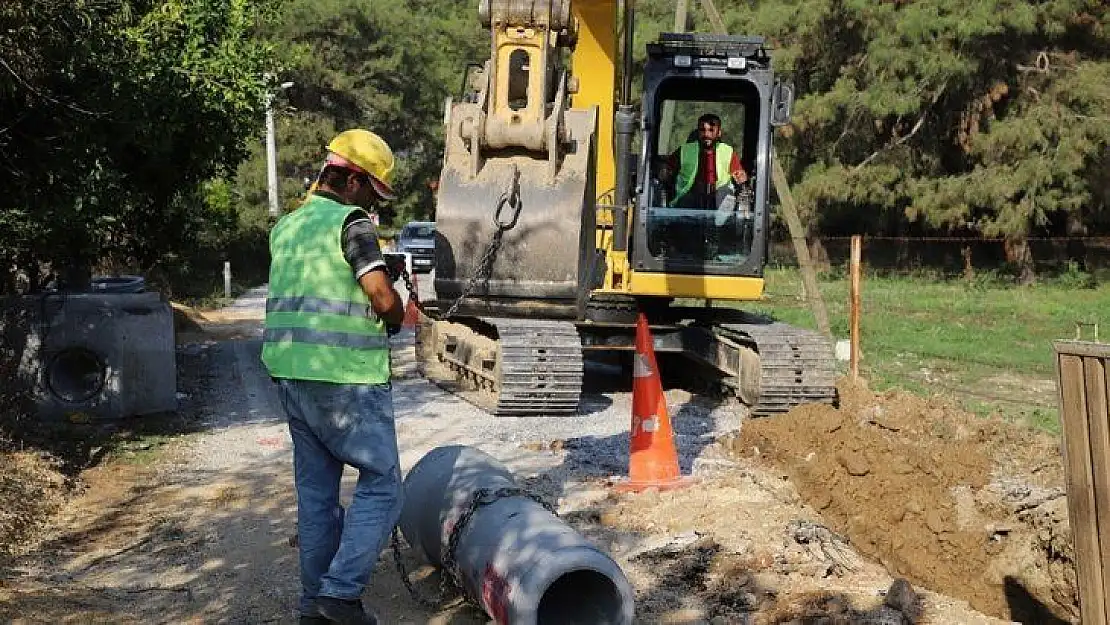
[389,486,557,609]
[389,529,443,608]
[397,165,522,322]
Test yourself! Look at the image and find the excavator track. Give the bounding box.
[430,318,584,416]
[422,314,833,417]
[714,322,838,416]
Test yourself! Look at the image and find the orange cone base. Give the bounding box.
[612,474,695,494]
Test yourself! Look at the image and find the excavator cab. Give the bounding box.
[628,34,789,292]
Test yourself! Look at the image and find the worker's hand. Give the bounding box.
[731,169,748,184]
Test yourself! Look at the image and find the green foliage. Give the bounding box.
[0,0,276,294]
[234,0,487,227]
[1053,260,1098,289]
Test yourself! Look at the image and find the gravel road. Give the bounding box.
[0,284,1012,625]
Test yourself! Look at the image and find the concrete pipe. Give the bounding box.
[399,445,634,624]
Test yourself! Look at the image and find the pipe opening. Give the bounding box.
[47,348,106,403]
[537,568,625,624]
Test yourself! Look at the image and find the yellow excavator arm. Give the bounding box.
[569,0,618,200]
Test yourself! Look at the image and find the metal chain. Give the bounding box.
[387,167,532,608]
[397,165,523,321]
[389,528,444,608]
[389,485,557,609]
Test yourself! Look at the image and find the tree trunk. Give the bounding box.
[1004,236,1036,285]
[961,245,975,281]
[1065,212,1088,272]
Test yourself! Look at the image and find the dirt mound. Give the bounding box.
[727,378,1077,622]
[0,444,69,556]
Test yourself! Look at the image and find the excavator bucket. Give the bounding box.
[433,105,598,320]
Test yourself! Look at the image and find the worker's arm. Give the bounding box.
[358,269,404,327]
[343,210,404,328]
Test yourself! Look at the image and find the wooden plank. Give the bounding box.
[1088,356,1110,620]
[1056,340,1110,360]
[656,0,688,150]
[1058,352,1107,625]
[698,0,727,33]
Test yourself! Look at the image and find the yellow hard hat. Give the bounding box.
[325,129,396,200]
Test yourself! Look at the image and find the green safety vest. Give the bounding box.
[672,141,735,206]
[261,194,390,384]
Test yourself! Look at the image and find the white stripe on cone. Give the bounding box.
[633,352,653,378]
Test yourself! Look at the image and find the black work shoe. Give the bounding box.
[299,616,329,625]
[315,596,379,625]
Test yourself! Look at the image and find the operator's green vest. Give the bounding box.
[672,141,735,206]
[261,194,390,384]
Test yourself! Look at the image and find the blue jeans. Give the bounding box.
[276,378,403,615]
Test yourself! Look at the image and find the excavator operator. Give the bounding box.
[658,113,747,209]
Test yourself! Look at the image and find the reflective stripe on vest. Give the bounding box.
[673,141,734,206]
[261,194,390,385]
[266,296,374,319]
[262,328,390,350]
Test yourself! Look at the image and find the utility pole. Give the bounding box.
[266,80,295,218]
[265,93,279,218]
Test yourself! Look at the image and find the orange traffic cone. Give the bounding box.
[615,313,693,493]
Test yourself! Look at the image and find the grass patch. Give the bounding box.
[736,266,1107,432]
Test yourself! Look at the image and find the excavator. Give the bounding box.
[419,0,837,416]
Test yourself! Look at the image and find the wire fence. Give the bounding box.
[768,236,1110,279]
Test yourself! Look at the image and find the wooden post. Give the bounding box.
[700,0,831,338]
[698,0,726,32]
[223,261,232,299]
[772,156,832,338]
[849,235,862,379]
[1054,340,1110,624]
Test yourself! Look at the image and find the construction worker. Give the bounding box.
[659,113,748,209]
[262,129,404,625]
